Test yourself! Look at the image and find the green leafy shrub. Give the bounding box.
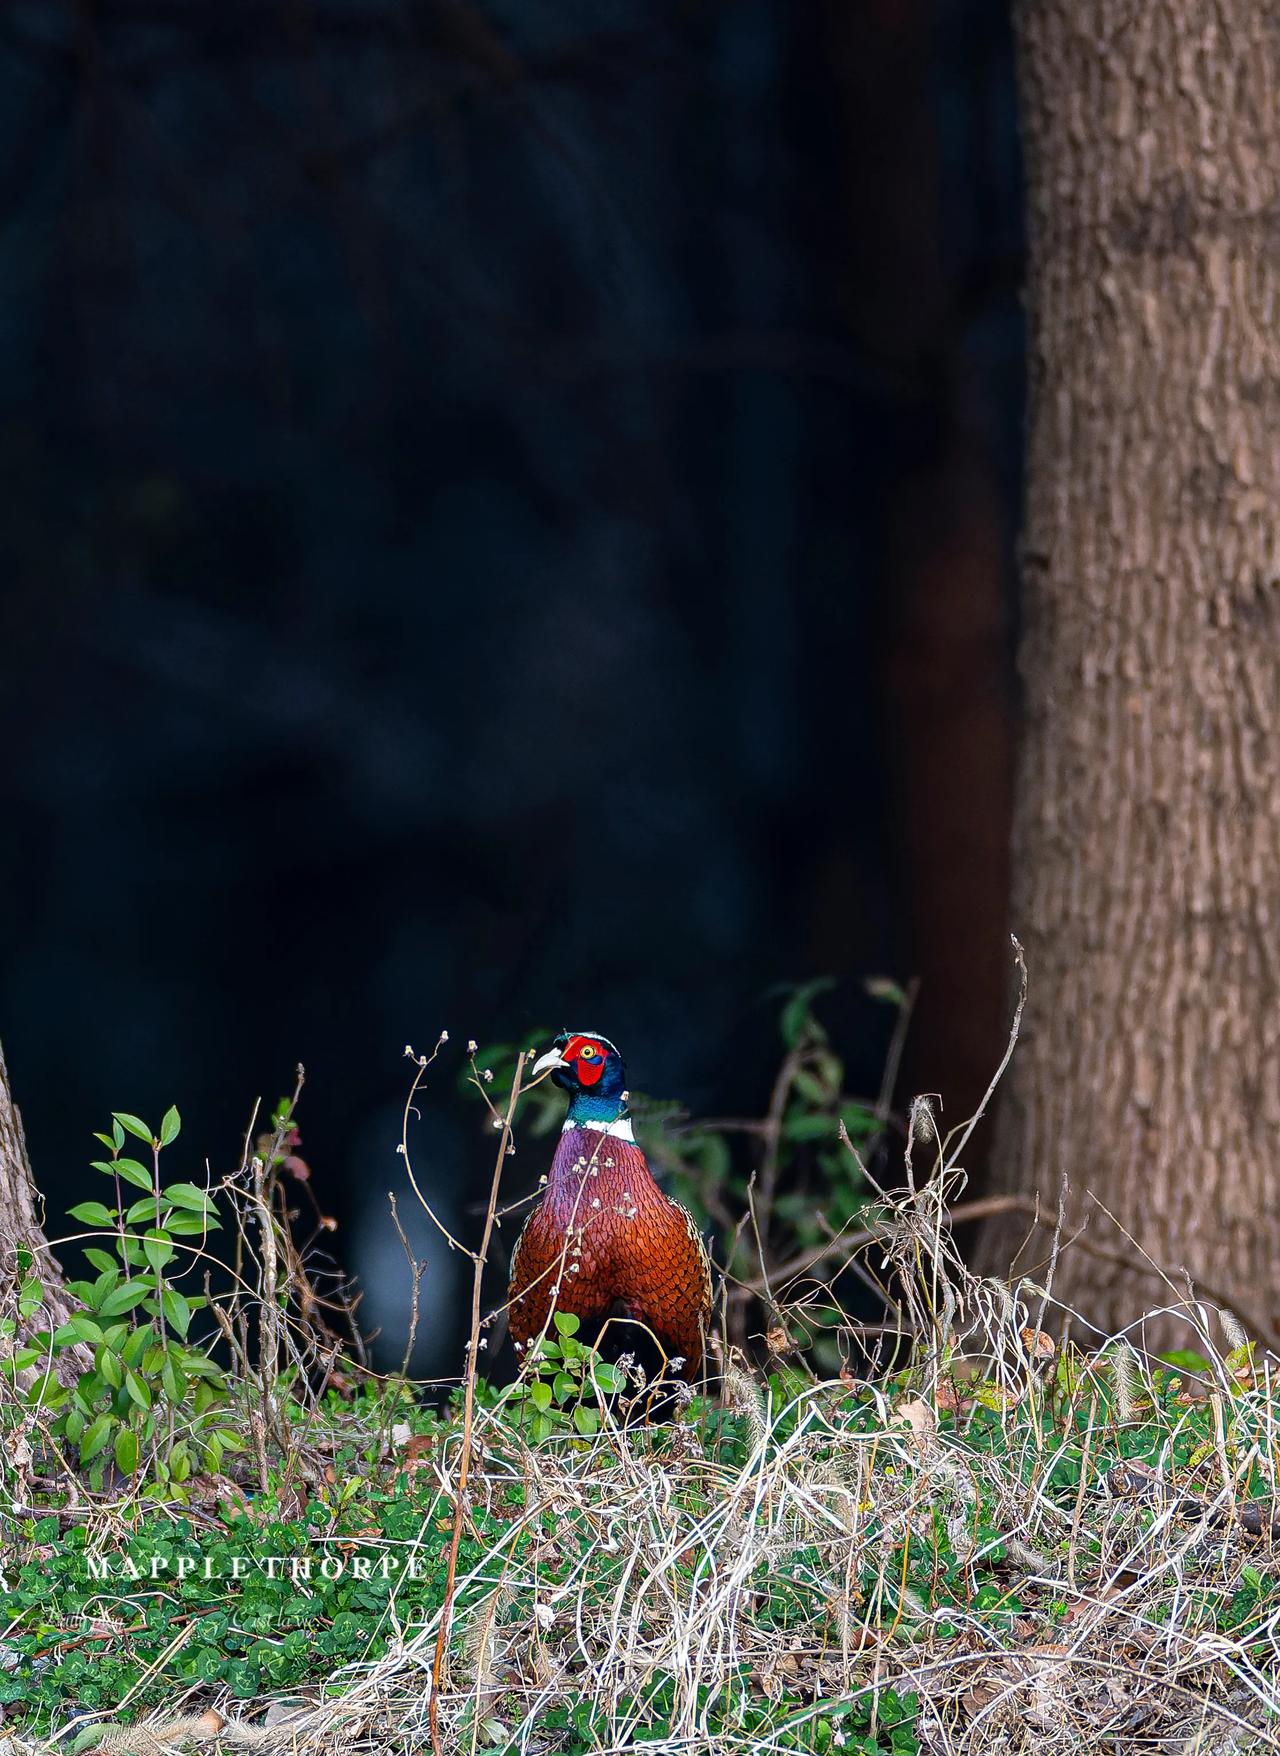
[2,1109,239,1492]
[496,1310,626,1440]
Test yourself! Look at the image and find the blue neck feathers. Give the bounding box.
[566,1088,628,1125]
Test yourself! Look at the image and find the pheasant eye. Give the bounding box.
[579,1046,598,1060]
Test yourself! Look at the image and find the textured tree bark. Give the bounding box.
[0,1040,92,1375]
[978,5,1280,1346]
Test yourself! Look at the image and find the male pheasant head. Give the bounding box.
[532,1030,627,1126]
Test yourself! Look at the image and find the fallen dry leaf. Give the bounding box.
[1021,1327,1055,1359]
[894,1397,937,1439]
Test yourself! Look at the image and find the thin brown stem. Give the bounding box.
[428,1047,526,1756]
[730,1193,1039,1298]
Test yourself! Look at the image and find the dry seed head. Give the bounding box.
[1110,1339,1139,1422]
[908,1094,936,1141]
[723,1362,768,1448]
[983,1276,1017,1323]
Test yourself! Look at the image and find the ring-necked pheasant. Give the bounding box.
[508,1031,711,1387]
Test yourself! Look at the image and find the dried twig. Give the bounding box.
[428,1047,527,1756]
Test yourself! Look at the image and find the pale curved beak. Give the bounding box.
[531,1048,567,1078]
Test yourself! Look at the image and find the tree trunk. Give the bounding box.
[0,1040,92,1375]
[979,4,1280,1349]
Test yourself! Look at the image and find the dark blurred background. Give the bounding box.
[0,0,1023,1371]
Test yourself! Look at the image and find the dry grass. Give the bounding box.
[6,1160,1279,1756]
[4,1002,1280,1754]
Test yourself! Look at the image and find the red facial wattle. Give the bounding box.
[565,1035,607,1085]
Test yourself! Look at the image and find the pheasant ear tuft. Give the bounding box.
[581,1032,620,1057]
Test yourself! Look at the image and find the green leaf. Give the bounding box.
[159,1105,181,1147]
[162,1182,217,1215]
[552,1311,580,1338]
[114,1425,140,1474]
[80,1414,114,1464]
[114,1113,154,1145]
[78,1271,116,1312]
[529,1381,553,1412]
[124,1369,153,1412]
[161,1356,187,1402]
[143,1229,175,1273]
[839,1102,878,1140]
[26,1372,66,1408]
[126,1198,164,1225]
[83,1247,119,1274]
[122,1323,155,1365]
[1158,1349,1213,1373]
[782,1112,838,1142]
[98,1281,152,1318]
[592,1361,625,1394]
[161,1287,192,1338]
[552,1372,577,1405]
[169,1439,192,1483]
[793,1068,834,1106]
[689,1131,730,1181]
[68,1201,117,1228]
[96,1347,123,1389]
[780,979,833,1047]
[60,1315,105,1346]
[92,1156,153,1191]
[572,1405,600,1437]
[164,1210,220,1235]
